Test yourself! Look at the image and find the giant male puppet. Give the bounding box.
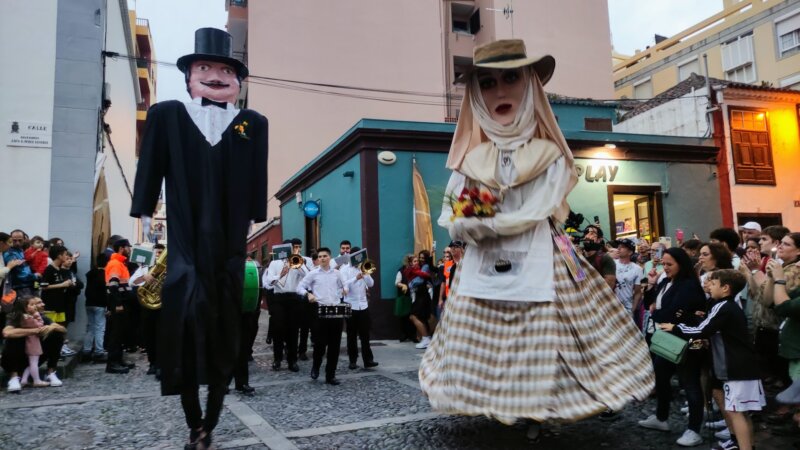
[130,28,267,449]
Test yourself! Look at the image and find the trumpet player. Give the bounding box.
[341,247,379,370]
[263,238,311,372]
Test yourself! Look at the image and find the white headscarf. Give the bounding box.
[469,67,537,151]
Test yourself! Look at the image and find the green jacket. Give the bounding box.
[775,287,800,360]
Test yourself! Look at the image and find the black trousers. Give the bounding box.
[1,331,64,375]
[654,351,704,433]
[125,297,141,350]
[142,307,161,366]
[346,309,374,365]
[312,315,344,380]
[755,326,790,384]
[269,293,300,365]
[234,309,260,387]
[106,309,128,365]
[298,300,315,355]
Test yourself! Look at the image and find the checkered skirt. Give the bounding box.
[419,242,655,424]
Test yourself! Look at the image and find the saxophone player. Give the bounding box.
[263,238,312,372]
[131,243,166,379]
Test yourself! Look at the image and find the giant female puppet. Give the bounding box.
[418,39,654,439]
[130,28,267,449]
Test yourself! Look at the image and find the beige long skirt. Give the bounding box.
[419,245,655,424]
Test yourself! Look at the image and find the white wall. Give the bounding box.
[0,0,57,237]
[614,87,710,137]
[720,99,800,231]
[103,1,140,241]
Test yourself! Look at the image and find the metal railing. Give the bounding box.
[136,18,149,28]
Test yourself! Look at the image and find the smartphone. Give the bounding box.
[656,246,664,260]
[658,236,672,249]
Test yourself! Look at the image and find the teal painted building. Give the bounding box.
[276,101,720,338]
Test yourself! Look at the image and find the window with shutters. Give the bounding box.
[776,9,800,57]
[677,57,701,82]
[633,78,653,100]
[729,109,775,185]
[721,33,757,83]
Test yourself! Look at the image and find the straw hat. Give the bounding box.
[456,39,555,85]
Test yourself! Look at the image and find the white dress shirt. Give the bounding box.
[341,264,373,311]
[296,266,346,306]
[263,258,311,294]
[183,96,240,146]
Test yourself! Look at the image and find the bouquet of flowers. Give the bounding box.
[451,187,499,219]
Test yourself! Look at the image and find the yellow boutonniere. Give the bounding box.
[234,120,250,140]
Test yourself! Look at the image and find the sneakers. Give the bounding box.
[637,414,670,431]
[46,372,63,387]
[711,439,738,450]
[7,376,21,393]
[675,429,703,447]
[714,428,731,441]
[705,419,727,430]
[60,344,77,357]
[415,336,431,349]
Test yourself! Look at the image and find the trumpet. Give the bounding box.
[277,254,305,288]
[359,259,376,275]
[288,254,304,269]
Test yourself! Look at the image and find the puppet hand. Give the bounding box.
[451,217,497,246]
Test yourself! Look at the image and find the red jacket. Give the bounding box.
[24,248,49,275]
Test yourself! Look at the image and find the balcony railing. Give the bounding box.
[136,18,149,28]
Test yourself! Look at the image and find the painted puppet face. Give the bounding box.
[476,68,527,126]
[187,60,240,104]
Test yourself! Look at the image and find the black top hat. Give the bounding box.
[176,28,249,79]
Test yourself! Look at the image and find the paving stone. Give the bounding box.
[241,374,431,432]
[0,396,254,450]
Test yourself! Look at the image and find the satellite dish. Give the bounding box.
[378,150,397,165]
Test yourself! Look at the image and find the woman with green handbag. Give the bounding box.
[638,247,707,447]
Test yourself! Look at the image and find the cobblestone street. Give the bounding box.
[1,316,799,449]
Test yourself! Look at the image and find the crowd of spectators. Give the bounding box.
[578,220,800,450]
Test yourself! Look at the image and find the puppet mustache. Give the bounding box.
[201,81,230,87]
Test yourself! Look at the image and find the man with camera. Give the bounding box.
[581,225,617,289]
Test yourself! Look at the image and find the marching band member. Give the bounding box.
[341,247,379,370]
[296,248,347,385]
[263,238,311,372]
[130,243,166,379]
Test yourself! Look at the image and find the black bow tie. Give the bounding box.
[201,97,228,109]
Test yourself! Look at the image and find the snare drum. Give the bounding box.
[317,303,352,319]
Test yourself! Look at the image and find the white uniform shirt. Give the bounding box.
[296,266,346,306]
[341,264,373,310]
[263,258,311,294]
[130,266,150,287]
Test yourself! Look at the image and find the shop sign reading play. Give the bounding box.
[7,121,52,148]
[575,163,619,183]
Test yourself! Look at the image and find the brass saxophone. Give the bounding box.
[138,249,166,310]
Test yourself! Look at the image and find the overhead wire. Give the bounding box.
[104,52,713,105]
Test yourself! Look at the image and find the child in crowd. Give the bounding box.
[23,236,49,276]
[660,269,764,450]
[13,296,50,387]
[403,256,430,302]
